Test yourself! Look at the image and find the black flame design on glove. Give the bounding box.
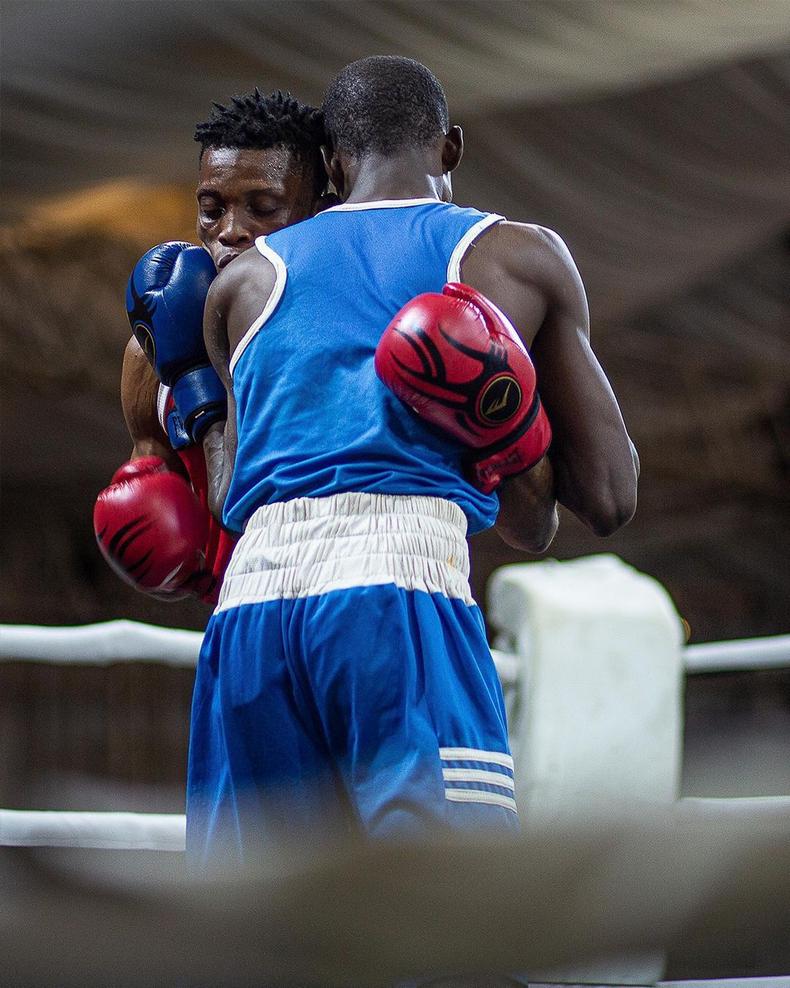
[392,324,522,436]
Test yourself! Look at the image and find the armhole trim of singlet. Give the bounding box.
[446,213,504,283]
[156,383,171,433]
[229,237,288,376]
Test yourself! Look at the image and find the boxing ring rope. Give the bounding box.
[3,618,789,674]
[0,808,185,850]
[682,635,790,674]
[0,619,202,667]
[1,618,789,851]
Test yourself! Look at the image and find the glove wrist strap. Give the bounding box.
[172,366,227,443]
[472,398,552,493]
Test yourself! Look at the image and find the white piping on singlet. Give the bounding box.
[228,237,288,376]
[319,198,440,212]
[446,213,503,283]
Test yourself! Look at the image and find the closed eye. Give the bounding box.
[198,195,223,222]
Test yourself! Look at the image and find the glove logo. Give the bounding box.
[126,276,158,365]
[479,374,522,425]
[133,322,157,366]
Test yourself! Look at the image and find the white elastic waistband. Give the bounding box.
[217,492,472,612]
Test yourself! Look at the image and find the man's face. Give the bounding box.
[196,146,318,270]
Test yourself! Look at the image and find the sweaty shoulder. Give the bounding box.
[459,222,584,346]
[209,244,279,359]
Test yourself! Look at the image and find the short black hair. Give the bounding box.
[322,56,449,158]
[194,89,326,193]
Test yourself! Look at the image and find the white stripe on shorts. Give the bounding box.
[217,492,474,611]
[444,789,518,813]
[439,747,514,771]
[442,768,515,791]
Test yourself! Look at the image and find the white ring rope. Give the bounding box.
[3,798,790,851]
[0,619,202,666]
[683,635,790,674]
[1,621,788,675]
[0,809,185,850]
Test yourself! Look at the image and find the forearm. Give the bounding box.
[494,456,559,553]
[202,419,234,524]
[121,338,184,472]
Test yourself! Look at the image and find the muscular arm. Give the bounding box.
[202,249,277,521]
[202,281,237,524]
[529,238,639,535]
[527,229,638,535]
[496,457,558,552]
[120,337,183,471]
[461,223,638,539]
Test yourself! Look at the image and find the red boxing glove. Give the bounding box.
[94,456,214,600]
[375,282,552,492]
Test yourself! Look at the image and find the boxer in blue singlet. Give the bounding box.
[188,57,638,864]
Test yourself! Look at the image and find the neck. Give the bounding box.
[343,149,446,204]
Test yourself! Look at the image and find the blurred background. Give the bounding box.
[1,1,789,806]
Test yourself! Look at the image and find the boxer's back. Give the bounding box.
[223,200,502,534]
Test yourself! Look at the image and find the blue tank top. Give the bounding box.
[223,199,503,534]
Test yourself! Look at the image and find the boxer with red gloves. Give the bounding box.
[97,89,328,605]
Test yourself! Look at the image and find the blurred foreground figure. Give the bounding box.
[95,91,327,604]
[6,802,790,985]
[191,57,637,862]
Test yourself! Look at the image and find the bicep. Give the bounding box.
[530,253,636,523]
[532,309,628,455]
[503,227,631,473]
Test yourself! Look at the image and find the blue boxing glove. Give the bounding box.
[126,242,226,446]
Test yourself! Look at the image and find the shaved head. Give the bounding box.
[323,56,449,158]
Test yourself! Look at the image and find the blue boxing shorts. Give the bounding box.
[186,492,517,865]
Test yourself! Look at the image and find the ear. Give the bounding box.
[321,145,345,199]
[442,125,464,174]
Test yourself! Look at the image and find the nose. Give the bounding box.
[218,207,252,247]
